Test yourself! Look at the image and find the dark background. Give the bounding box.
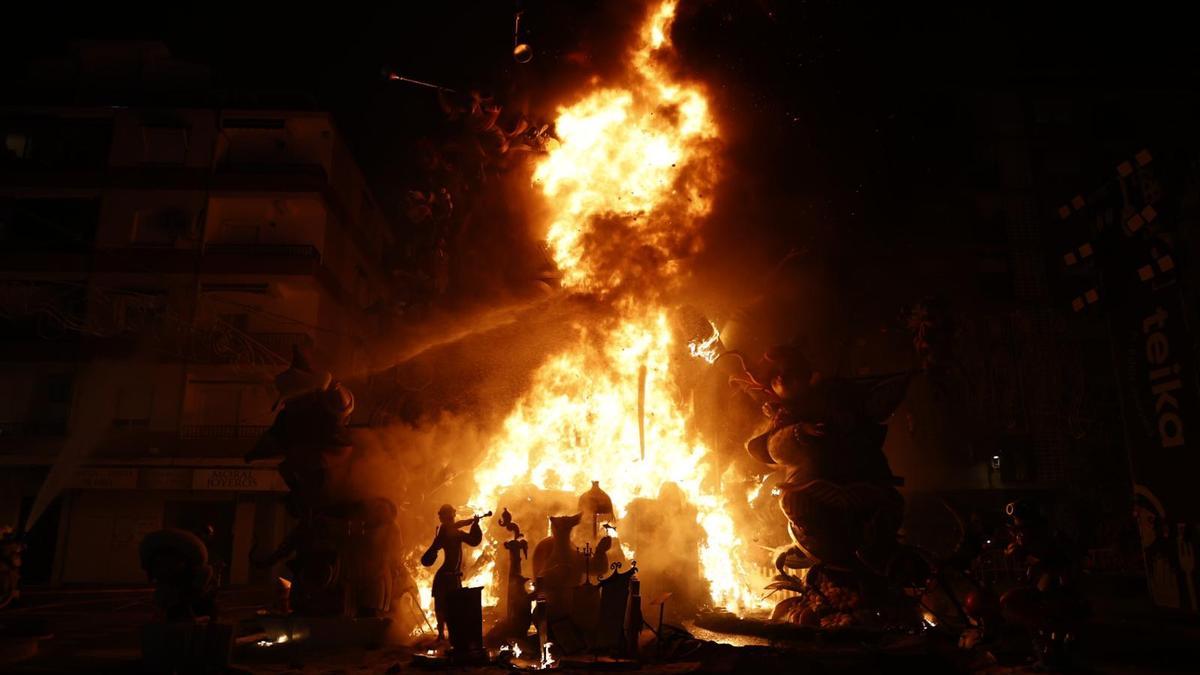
[3,0,1200,507]
[3,0,1197,242]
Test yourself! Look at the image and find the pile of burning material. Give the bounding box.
[411,491,644,669]
[420,0,771,633]
[401,0,975,661]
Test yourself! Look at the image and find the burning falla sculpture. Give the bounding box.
[748,346,906,559]
[246,347,402,618]
[420,504,486,641]
[689,318,914,625]
[749,346,913,624]
[532,513,613,587]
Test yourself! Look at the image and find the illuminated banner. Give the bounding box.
[1117,287,1199,517]
[1077,152,1200,612]
[191,468,286,492]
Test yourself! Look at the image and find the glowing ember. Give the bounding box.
[450,0,767,617]
[745,474,770,504]
[255,634,289,648]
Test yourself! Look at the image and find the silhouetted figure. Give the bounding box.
[139,528,217,621]
[246,348,400,618]
[421,504,483,641]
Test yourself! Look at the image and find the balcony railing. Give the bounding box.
[246,332,312,358]
[191,331,311,364]
[204,243,320,259]
[0,420,69,438]
[179,424,269,440]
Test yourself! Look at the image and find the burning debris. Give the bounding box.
[455,0,765,622]
[396,8,779,665]
[686,319,724,365]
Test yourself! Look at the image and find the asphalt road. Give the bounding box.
[2,581,1199,674]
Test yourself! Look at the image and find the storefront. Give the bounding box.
[55,465,289,586]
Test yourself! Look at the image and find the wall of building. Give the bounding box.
[1,95,399,587]
[97,189,207,248]
[204,195,328,249]
[57,485,288,586]
[109,109,217,168]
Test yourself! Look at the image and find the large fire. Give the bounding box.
[416,0,767,620]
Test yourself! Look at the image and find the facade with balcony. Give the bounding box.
[0,46,400,586]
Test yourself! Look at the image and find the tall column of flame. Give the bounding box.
[419,0,767,618]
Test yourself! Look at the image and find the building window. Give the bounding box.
[198,385,239,426]
[45,374,73,404]
[0,281,88,339]
[114,385,153,428]
[4,132,32,160]
[220,118,296,167]
[186,381,274,433]
[133,207,193,246]
[141,125,189,164]
[218,313,250,333]
[33,373,73,435]
[111,289,166,332]
[0,198,100,251]
[222,118,285,130]
[0,372,19,424]
[218,220,261,245]
[2,118,110,169]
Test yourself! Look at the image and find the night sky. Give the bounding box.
[3,0,1199,305]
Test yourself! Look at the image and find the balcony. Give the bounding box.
[184,324,312,365]
[204,243,319,258]
[245,332,312,359]
[179,424,269,440]
[200,243,321,276]
[93,247,200,274]
[211,161,328,193]
[0,420,69,438]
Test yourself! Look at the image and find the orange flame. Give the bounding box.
[419,0,767,618]
[687,320,723,364]
[533,0,718,294]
